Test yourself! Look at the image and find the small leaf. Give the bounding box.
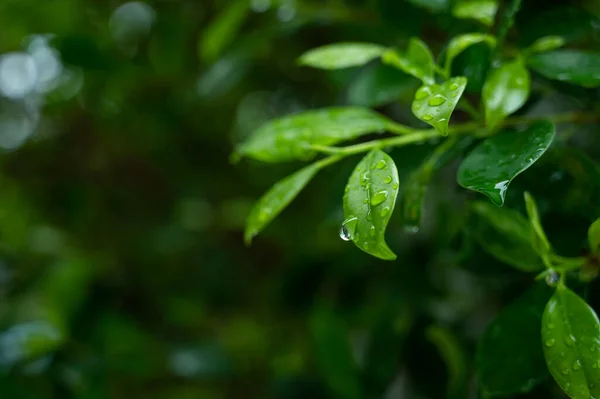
[524,192,552,257]
[411,77,467,136]
[200,0,249,63]
[477,282,552,396]
[457,121,555,205]
[381,38,435,84]
[298,43,386,70]
[452,0,499,27]
[528,51,600,88]
[245,163,320,244]
[482,58,531,130]
[588,219,600,254]
[236,107,392,163]
[470,201,543,271]
[524,36,566,55]
[343,149,400,260]
[444,33,495,76]
[542,285,600,399]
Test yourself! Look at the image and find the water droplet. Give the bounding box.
[363,199,368,204]
[371,191,388,206]
[565,335,576,347]
[546,271,560,286]
[384,176,393,184]
[380,206,390,217]
[414,104,421,110]
[545,338,556,347]
[547,323,556,330]
[404,225,419,234]
[366,212,372,221]
[428,95,447,106]
[562,368,570,375]
[376,160,387,170]
[449,82,459,90]
[392,183,399,190]
[369,225,376,237]
[415,87,429,100]
[344,186,349,193]
[573,360,582,371]
[360,172,369,186]
[422,113,434,121]
[340,217,357,241]
[363,241,370,250]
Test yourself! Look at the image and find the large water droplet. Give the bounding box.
[392,183,399,190]
[428,95,447,106]
[545,338,556,347]
[369,225,376,237]
[415,87,429,100]
[573,360,582,371]
[384,176,393,184]
[371,191,388,206]
[546,271,560,286]
[380,206,391,217]
[422,113,434,121]
[449,82,459,90]
[363,241,370,250]
[340,217,357,241]
[564,335,576,347]
[376,160,387,170]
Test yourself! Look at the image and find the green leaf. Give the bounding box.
[381,38,435,84]
[444,33,495,76]
[588,219,600,254]
[495,0,522,50]
[200,0,249,63]
[470,201,543,271]
[528,50,600,88]
[482,59,531,130]
[310,306,362,399]
[411,77,467,136]
[524,36,566,55]
[245,163,320,244]
[427,326,467,399]
[542,285,600,399]
[452,0,499,27]
[457,121,555,205]
[298,43,386,70]
[477,282,552,396]
[524,192,552,257]
[342,149,400,260]
[518,7,600,46]
[236,107,393,163]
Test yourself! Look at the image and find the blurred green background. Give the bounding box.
[0,0,599,398]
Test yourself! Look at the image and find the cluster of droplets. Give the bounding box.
[412,81,461,125]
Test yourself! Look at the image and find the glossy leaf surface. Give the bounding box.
[528,51,600,88]
[444,33,495,75]
[524,192,551,257]
[411,77,467,136]
[542,285,600,399]
[236,107,392,162]
[298,42,385,70]
[457,121,555,205]
[483,59,530,130]
[381,38,435,84]
[452,0,498,26]
[477,282,552,396]
[525,36,566,55]
[245,163,320,244]
[470,201,543,271]
[588,219,600,254]
[343,150,400,260]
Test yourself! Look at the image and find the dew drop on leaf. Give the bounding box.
[428,95,447,106]
[375,160,387,170]
[380,206,390,217]
[545,338,556,347]
[422,113,434,121]
[546,271,560,286]
[371,190,388,206]
[384,176,393,184]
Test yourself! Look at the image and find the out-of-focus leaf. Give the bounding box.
[382,38,435,84]
[524,36,566,55]
[588,218,600,254]
[518,7,600,46]
[346,64,420,107]
[451,43,492,93]
[470,201,543,271]
[444,33,495,76]
[482,59,530,130]
[477,282,552,396]
[542,285,600,399]
[298,43,386,70]
[245,163,320,244]
[343,149,400,260]
[452,0,498,27]
[236,107,393,162]
[457,121,555,205]
[495,0,522,50]
[200,0,249,63]
[524,192,552,257]
[528,51,600,88]
[407,0,449,13]
[426,326,467,399]
[411,77,467,136]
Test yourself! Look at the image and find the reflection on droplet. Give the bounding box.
[573,360,582,371]
[109,1,156,44]
[415,87,429,100]
[371,191,388,206]
[392,182,399,190]
[494,180,509,201]
[369,225,376,237]
[375,160,387,170]
[546,271,560,287]
[0,53,37,99]
[384,176,393,184]
[340,217,357,241]
[428,95,446,106]
[422,113,433,121]
[564,335,576,347]
[380,206,391,217]
[545,338,556,347]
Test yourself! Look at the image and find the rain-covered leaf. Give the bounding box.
[524,36,566,55]
[298,43,386,70]
[482,59,530,130]
[381,38,435,84]
[470,201,543,271]
[200,0,249,63]
[528,50,600,88]
[524,192,552,257]
[457,121,555,205]
[588,218,600,254]
[245,163,320,244]
[411,77,467,136]
[452,0,498,26]
[236,107,393,163]
[542,285,600,399]
[477,282,552,396]
[444,33,495,76]
[342,149,400,260]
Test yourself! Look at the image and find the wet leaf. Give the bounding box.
[298,43,386,70]
[528,50,600,88]
[236,107,392,163]
[245,163,320,244]
[200,0,249,63]
[452,0,499,27]
[381,38,435,84]
[444,33,495,76]
[588,219,600,254]
[470,201,543,271]
[542,285,600,399]
[457,121,555,205]
[477,282,552,396]
[411,77,467,136]
[343,149,400,260]
[524,192,552,257]
[524,36,566,55]
[483,59,530,130]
